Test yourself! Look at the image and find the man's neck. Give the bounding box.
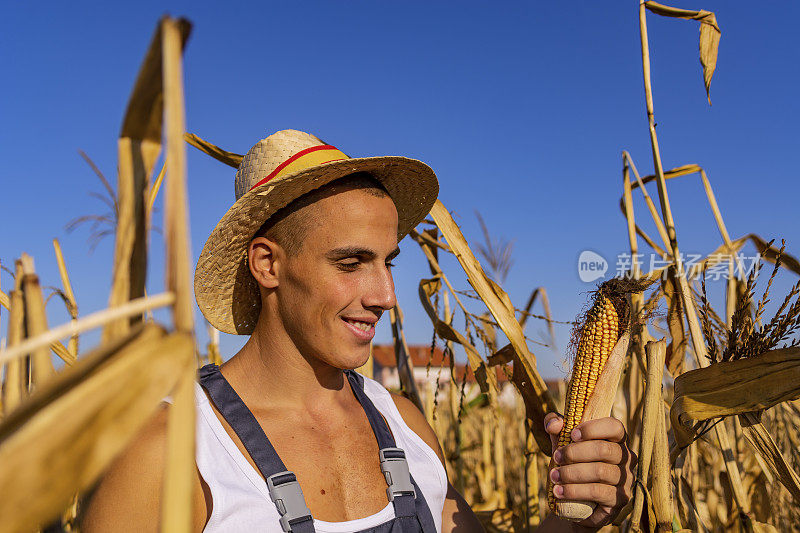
[220,318,353,414]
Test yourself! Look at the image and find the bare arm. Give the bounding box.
[440,482,486,533]
[390,393,485,532]
[81,405,208,533]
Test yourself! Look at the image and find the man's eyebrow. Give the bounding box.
[325,246,401,260]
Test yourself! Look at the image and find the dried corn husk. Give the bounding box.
[0,325,193,533]
[644,1,721,105]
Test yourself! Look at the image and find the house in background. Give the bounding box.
[371,344,454,391]
[370,344,562,407]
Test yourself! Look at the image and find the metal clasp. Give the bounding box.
[379,447,416,501]
[267,471,313,532]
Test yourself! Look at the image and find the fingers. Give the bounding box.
[543,413,563,454]
[549,459,633,528]
[553,439,623,466]
[550,462,622,486]
[544,412,562,435]
[550,481,620,508]
[547,416,635,528]
[573,416,626,443]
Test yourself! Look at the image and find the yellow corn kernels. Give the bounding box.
[548,294,620,511]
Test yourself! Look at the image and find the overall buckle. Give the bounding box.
[267,471,313,532]
[379,448,416,501]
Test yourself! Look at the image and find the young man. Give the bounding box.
[84,130,635,532]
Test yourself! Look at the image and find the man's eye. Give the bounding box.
[386,262,396,268]
[339,261,359,270]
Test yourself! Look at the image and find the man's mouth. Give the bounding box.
[341,317,376,340]
[342,318,374,332]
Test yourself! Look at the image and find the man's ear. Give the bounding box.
[248,236,281,289]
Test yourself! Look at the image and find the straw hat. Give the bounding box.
[194,129,439,335]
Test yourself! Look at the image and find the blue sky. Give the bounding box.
[2,1,798,378]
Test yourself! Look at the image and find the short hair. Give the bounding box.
[251,172,390,257]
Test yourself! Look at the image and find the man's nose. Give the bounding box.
[364,264,397,311]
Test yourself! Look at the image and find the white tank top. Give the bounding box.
[193,375,448,532]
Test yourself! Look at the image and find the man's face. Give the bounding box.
[275,187,399,369]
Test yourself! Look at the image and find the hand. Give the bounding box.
[544,413,637,529]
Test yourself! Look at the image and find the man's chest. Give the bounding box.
[212,403,392,522]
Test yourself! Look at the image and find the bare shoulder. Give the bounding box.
[387,392,446,468]
[81,405,170,532]
[81,404,207,532]
[388,392,484,531]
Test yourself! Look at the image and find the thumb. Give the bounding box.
[543,412,563,455]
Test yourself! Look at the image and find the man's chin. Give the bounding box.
[331,347,372,371]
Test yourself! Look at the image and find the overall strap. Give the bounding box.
[344,371,438,532]
[197,364,315,533]
[407,476,438,533]
[345,370,396,449]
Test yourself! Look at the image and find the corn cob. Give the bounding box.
[560,296,619,449]
[547,277,650,520]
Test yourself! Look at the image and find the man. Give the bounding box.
[84,130,635,532]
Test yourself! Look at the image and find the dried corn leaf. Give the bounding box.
[419,276,498,402]
[107,19,188,341]
[630,339,667,530]
[677,471,711,532]
[0,293,175,366]
[2,279,25,414]
[619,163,698,258]
[0,286,74,369]
[21,254,55,386]
[622,154,640,274]
[52,240,77,320]
[662,271,686,377]
[414,228,450,254]
[162,16,194,336]
[519,287,556,351]
[739,411,800,503]
[412,231,502,411]
[429,201,556,449]
[748,233,800,276]
[120,20,190,143]
[644,1,721,104]
[159,19,197,533]
[636,226,670,261]
[620,162,741,269]
[390,305,424,411]
[161,364,197,531]
[148,163,167,215]
[671,345,800,448]
[623,153,677,256]
[53,239,79,357]
[0,324,193,533]
[642,235,748,282]
[184,132,243,168]
[49,340,77,366]
[698,169,735,251]
[651,402,673,530]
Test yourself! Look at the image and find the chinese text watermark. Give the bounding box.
[577,251,762,283]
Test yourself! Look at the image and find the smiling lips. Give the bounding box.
[342,317,376,341]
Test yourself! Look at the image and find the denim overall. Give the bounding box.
[198,365,438,533]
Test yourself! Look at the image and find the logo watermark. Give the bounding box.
[577,250,762,283]
[577,250,608,283]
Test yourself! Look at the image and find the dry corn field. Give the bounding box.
[2,4,800,533]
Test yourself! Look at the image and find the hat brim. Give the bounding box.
[194,155,438,335]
